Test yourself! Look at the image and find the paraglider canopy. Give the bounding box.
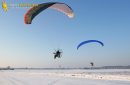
[77,40,104,50]
[24,2,74,24]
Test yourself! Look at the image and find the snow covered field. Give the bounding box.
[0,69,130,85]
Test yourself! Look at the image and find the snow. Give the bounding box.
[0,69,130,85]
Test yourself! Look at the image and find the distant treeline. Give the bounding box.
[84,65,130,69]
[101,66,130,69]
[0,68,14,70]
[0,66,14,70]
[1,65,130,70]
[15,65,130,70]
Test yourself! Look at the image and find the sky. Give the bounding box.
[0,0,130,68]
